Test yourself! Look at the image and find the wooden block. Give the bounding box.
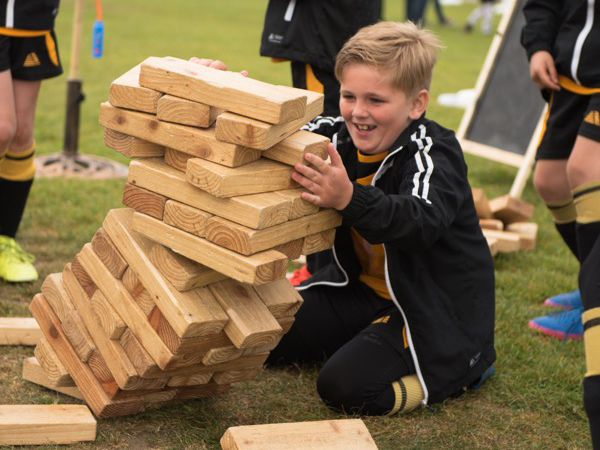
[132,211,289,285]
[214,89,323,150]
[100,102,260,167]
[481,229,521,253]
[34,337,74,387]
[121,267,156,317]
[164,147,193,172]
[62,265,163,389]
[273,188,319,220]
[128,158,292,229]
[220,419,379,450]
[479,218,504,231]
[145,353,269,379]
[186,157,297,198]
[472,188,493,219]
[71,257,98,298]
[167,372,213,387]
[143,389,177,404]
[302,229,336,255]
[122,183,167,219]
[22,357,84,400]
[212,367,263,385]
[0,317,41,346]
[157,94,222,128]
[208,279,283,349]
[175,382,230,400]
[163,199,212,237]
[104,129,165,158]
[506,222,538,250]
[263,129,330,167]
[0,405,96,446]
[489,195,535,224]
[278,316,295,334]
[91,228,129,279]
[201,345,244,366]
[149,244,227,291]
[109,64,162,113]
[486,236,498,257]
[29,294,145,418]
[205,209,341,256]
[62,311,97,362]
[77,243,181,370]
[41,273,76,323]
[103,208,229,338]
[91,289,127,339]
[273,238,304,260]
[139,56,306,124]
[253,278,303,319]
[119,329,160,376]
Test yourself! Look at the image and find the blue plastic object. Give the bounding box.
[92,19,104,58]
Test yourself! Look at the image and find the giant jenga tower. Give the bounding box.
[26,57,341,418]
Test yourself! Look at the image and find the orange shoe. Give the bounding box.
[287,265,311,286]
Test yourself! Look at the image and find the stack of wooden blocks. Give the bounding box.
[26,56,342,418]
[472,187,538,256]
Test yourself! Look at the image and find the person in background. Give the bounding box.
[260,0,381,284]
[464,0,495,35]
[0,0,62,283]
[522,0,600,447]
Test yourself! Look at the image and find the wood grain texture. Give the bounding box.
[22,357,84,400]
[91,228,128,279]
[122,183,167,219]
[164,147,192,172]
[163,199,212,237]
[62,310,97,362]
[262,129,329,166]
[302,229,336,255]
[90,289,127,340]
[34,337,74,387]
[252,278,303,319]
[41,273,76,323]
[157,94,223,128]
[109,64,162,113]
[103,129,165,158]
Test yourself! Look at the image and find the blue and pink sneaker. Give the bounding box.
[528,307,584,340]
[543,290,582,310]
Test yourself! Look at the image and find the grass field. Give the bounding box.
[0,1,590,449]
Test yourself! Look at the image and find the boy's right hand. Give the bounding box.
[529,51,560,91]
[188,57,248,77]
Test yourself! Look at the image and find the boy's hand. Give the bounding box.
[292,144,353,210]
[529,51,560,91]
[188,57,248,77]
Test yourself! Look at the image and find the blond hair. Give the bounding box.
[335,21,442,96]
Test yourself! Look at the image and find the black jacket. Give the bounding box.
[260,0,381,73]
[299,116,496,404]
[0,0,60,30]
[521,0,600,87]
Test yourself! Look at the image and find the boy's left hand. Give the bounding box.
[292,144,353,210]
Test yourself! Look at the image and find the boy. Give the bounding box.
[521,0,600,446]
[0,0,62,282]
[267,21,496,415]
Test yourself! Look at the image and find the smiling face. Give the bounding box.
[339,63,428,155]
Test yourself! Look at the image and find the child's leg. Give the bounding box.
[316,309,422,415]
[267,282,385,364]
[0,78,41,238]
[0,69,17,160]
[567,98,600,447]
[480,2,494,35]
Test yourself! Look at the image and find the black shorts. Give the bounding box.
[0,31,62,81]
[537,88,600,160]
[291,61,340,117]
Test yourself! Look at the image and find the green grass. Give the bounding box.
[0,1,589,449]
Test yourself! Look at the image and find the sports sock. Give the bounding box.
[573,181,600,263]
[387,374,424,415]
[546,197,579,260]
[0,145,36,238]
[583,309,600,449]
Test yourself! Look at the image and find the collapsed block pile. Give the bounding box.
[472,187,538,256]
[25,56,342,418]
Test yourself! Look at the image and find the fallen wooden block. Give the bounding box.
[132,211,289,285]
[262,129,330,167]
[214,89,323,150]
[481,229,521,253]
[109,63,162,113]
[103,129,165,158]
[122,183,167,220]
[220,419,379,450]
[0,317,41,346]
[472,188,493,219]
[485,236,498,257]
[22,356,84,400]
[186,157,297,198]
[489,195,534,224]
[100,102,261,168]
[506,221,538,250]
[139,56,307,124]
[128,158,292,229]
[0,405,96,446]
[157,94,223,128]
[479,218,504,231]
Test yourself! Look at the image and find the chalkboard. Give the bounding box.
[456,0,546,168]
